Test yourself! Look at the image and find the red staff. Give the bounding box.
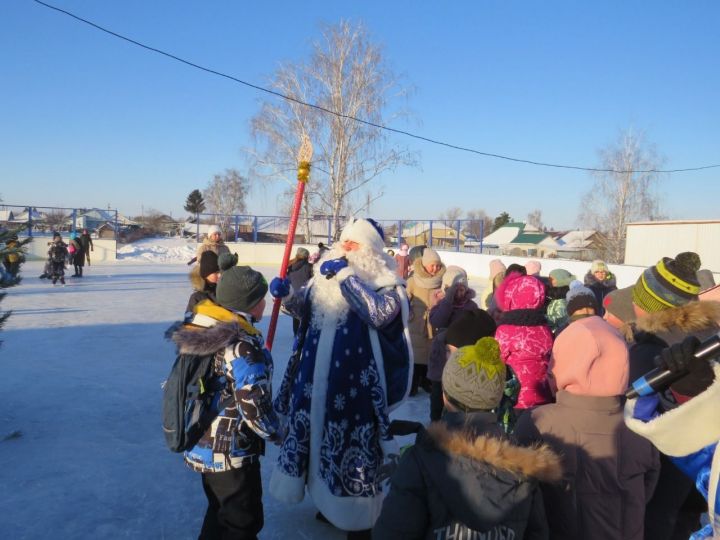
[265,136,313,350]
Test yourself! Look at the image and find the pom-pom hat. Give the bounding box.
[442,337,506,411]
[632,252,702,312]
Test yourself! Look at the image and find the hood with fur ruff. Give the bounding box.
[172,321,249,356]
[412,421,561,531]
[621,300,720,344]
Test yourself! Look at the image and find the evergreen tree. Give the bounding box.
[184,189,206,216]
[492,212,512,232]
[0,227,30,346]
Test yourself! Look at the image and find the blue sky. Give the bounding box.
[1,1,718,229]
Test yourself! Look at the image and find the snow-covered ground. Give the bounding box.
[1,239,448,539]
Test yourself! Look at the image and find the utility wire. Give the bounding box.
[33,0,720,174]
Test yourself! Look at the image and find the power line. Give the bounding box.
[33,0,720,175]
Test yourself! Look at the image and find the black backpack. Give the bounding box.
[162,350,229,453]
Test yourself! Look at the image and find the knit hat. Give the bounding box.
[603,287,636,324]
[445,309,497,348]
[632,252,702,313]
[441,266,468,291]
[216,266,268,313]
[591,260,609,273]
[339,218,385,254]
[199,251,220,279]
[488,259,506,280]
[53,232,61,239]
[422,247,441,266]
[218,252,239,271]
[525,260,542,276]
[207,225,222,237]
[549,268,575,287]
[551,316,629,396]
[295,247,310,259]
[565,281,598,315]
[442,337,506,411]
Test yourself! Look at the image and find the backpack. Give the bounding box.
[162,350,230,453]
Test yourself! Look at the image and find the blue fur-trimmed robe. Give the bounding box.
[270,271,412,531]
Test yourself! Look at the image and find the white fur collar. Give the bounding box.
[624,363,720,456]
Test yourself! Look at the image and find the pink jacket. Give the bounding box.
[494,273,553,409]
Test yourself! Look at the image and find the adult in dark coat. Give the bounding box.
[68,233,85,277]
[285,247,313,335]
[583,260,616,315]
[79,229,94,266]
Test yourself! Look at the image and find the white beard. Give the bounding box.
[310,246,398,330]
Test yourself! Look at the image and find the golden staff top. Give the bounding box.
[297,134,313,182]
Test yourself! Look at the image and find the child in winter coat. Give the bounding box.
[494,272,553,410]
[545,268,575,333]
[373,337,561,540]
[47,233,68,285]
[515,316,660,540]
[172,263,282,539]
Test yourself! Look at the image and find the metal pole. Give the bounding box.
[456,219,461,252]
[253,216,258,243]
[429,220,433,248]
[397,220,402,249]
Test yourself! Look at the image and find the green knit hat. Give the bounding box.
[216,266,268,313]
[632,252,701,313]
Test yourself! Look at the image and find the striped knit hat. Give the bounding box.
[632,252,702,313]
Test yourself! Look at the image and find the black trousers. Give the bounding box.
[199,462,263,540]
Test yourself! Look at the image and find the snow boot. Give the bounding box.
[52,277,57,285]
[60,277,65,285]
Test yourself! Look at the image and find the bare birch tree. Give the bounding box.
[527,209,544,230]
[203,169,249,234]
[248,20,417,240]
[465,209,493,239]
[578,129,664,263]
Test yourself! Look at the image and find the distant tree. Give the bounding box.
[527,209,544,230]
[203,169,249,233]
[492,212,512,232]
[184,189,206,216]
[45,209,70,232]
[1,227,31,347]
[249,20,417,240]
[141,208,169,235]
[578,129,664,263]
[465,209,493,239]
[438,206,463,230]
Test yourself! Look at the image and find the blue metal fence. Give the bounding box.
[193,213,486,253]
[0,205,120,239]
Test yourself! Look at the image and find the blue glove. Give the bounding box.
[269,277,291,298]
[320,257,348,278]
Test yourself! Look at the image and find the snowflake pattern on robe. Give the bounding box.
[275,308,392,499]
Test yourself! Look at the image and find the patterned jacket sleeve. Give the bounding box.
[224,338,281,440]
[339,274,400,329]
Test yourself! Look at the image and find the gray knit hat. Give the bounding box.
[216,266,268,313]
[442,337,506,411]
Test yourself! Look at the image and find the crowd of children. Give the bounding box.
[169,226,718,540]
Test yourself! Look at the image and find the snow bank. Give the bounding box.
[116,237,196,264]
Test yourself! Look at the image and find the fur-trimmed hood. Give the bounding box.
[171,302,260,355]
[410,417,562,532]
[621,300,720,344]
[172,321,247,356]
[425,423,562,483]
[189,265,206,292]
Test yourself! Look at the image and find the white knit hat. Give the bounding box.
[207,225,222,236]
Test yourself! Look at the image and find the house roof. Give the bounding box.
[513,232,548,244]
[482,224,524,245]
[558,230,597,248]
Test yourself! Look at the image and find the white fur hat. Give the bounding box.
[339,218,385,253]
[207,225,222,236]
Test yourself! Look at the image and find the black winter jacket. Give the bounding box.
[373,412,560,540]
